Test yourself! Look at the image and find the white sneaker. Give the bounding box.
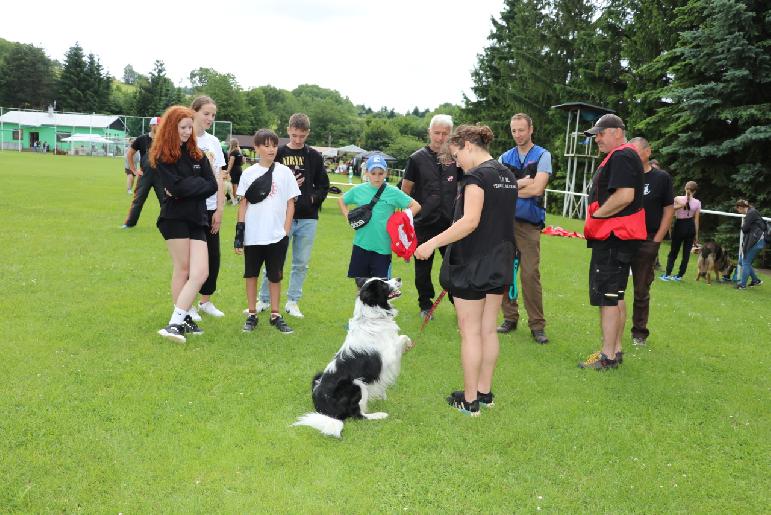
[198,301,224,317]
[244,301,270,315]
[188,306,202,322]
[285,301,304,318]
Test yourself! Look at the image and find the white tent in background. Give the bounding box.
[60,134,114,144]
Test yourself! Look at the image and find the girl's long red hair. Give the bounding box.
[148,106,203,167]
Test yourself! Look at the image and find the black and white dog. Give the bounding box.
[293,277,413,438]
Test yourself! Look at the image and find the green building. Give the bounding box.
[0,109,128,155]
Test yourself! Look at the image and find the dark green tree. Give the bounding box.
[642,0,771,208]
[189,67,252,133]
[244,87,271,132]
[122,64,140,84]
[0,43,55,108]
[84,53,112,112]
[133,60,178,117]
[57,43,88,111]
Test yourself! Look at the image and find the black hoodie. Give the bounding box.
[276,144,329,219]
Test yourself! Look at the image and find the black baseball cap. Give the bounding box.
[584,114,625,136]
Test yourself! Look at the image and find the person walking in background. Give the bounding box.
[401,114,461,319]
[188,96,227,321]
[735,199,767,289]
[415,125,517,416]
[225,138,244,205]
[496,113,552,344]
[578,114,645,370]
[256,113,330,318]
[152,106,217,343]
[628,137,674,346]
[661,181,701,281]
[123,138,140,194]
[122,117,162,228]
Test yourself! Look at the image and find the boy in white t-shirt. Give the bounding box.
[235,129,301,334]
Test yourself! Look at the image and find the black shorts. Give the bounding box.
[589,244,637,306]
[157,218,207,241]
[450,286,505,301]
[347,245,392,279]
[243,237,289,282]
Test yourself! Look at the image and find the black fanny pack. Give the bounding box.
[244,163,275,204]
[347,183,386,230]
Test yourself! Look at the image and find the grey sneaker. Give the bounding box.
[158,324,186,343]
[632,336,647,346]
[270,315,293,334]
[420,309,434,321]
[242,314,258,332]
[531,329,549,344]
[183,315,203,336]
[497,320,517,333]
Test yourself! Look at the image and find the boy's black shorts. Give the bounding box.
[450,286,505,301]
[243,236,289,282]
[157,218,207,241]
[589,243,638,306]
[347,245,392,279]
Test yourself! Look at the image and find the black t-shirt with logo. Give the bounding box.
[641,167,674,238]
[451,159,517,266]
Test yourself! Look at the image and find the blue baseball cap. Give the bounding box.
[366,154,388,172]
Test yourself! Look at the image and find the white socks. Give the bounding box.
[169,306,188,325]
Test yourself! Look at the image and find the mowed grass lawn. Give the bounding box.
[1,152,768,513]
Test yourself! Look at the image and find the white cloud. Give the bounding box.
[3,0,503,112]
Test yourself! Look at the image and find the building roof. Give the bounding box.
[0,110,123,129]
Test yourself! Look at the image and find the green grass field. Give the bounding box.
[1,152,768,513]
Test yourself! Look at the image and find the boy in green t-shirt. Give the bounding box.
[338,154,421,280]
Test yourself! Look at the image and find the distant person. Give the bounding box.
[124,138,140,194]
[225,138,244,205]
[401,114,461,319]
[122,117,162,228]
[414,124,517,416]
[661,181,700,281]
[579,114,645,370]
[735,199,766,289]
[628,137,674,346]
[256,113,330,318]
[339,154,420,281]
[152,106,217,343]
[496,113,552,344]
[235,129,301,334]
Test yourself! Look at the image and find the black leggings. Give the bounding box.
[666,218,695,277]
[199,210,220,296]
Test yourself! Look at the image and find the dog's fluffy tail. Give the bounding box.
[292,412,344,438]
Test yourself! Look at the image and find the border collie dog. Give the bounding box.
[293,277,413,438]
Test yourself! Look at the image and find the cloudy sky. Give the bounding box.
[4,0,504,112]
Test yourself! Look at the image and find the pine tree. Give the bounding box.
[0,43,55,109]
[57,43,88,111]
[84,53,111,112]
[642,0,771,207]
[133,60,178,117]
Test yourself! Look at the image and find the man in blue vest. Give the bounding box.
[496,113,552,344]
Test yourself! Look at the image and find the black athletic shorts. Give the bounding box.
[589,244,637,306]
[243,236,289,282]
[450,286,505,301]
[157,218,207,241]
[347,245,392,279]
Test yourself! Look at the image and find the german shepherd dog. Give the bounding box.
[695,241,733,284]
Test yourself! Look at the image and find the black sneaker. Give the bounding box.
[749,279,763,287]
[270,314,293,334]
[158,324,186,343]
[183,315,203,336]
[242,314,258,332]
[578,351,618,370]
[448,390,495,408]
[531,329,549,344]
[497,320,517,333]
[420,309,434,321]
[447,392,480,416]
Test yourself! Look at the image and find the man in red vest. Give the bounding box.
[579,114,646,370]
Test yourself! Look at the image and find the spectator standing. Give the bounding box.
[496,113,552,344]
[661,181,701,281]
[628,137,674,346]
[401,114,461,319]
[735,199,767,289]
[122,117,162,228]
[225,138,244,205]
[124,138,140,194]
